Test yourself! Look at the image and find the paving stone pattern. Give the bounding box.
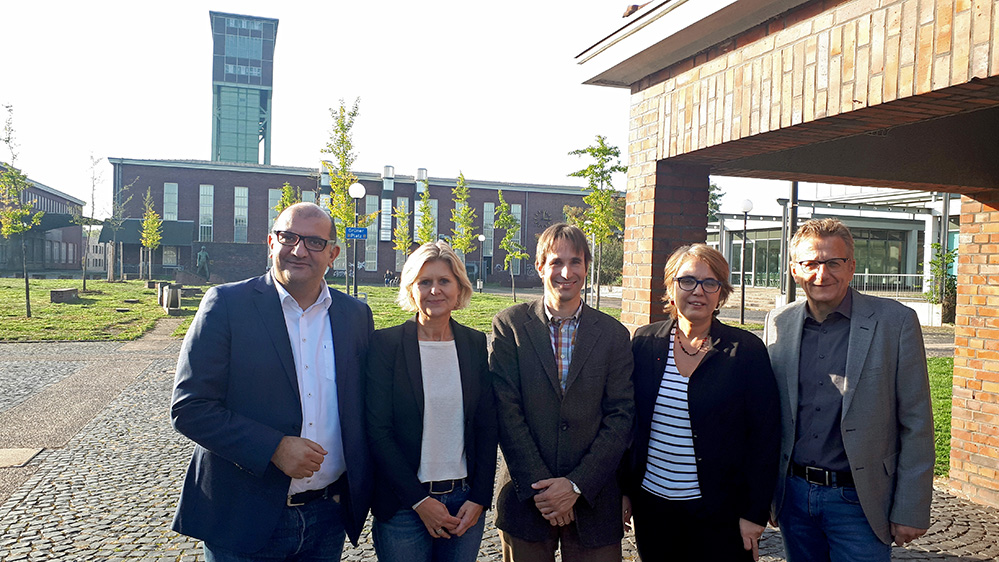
[0,324,994,560]
[0,362,79,413]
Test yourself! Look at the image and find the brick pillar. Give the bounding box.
[951,190,999,507]
[620,161,709,331]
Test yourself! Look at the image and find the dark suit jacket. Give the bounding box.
[490,299,635,548]
[365,317,498,520]
[625,318,780,527]
[764,289,934,543]
[171,273,374,552]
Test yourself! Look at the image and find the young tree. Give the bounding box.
[568,134,626,309]
[321,98,377,291]
[104,178,136,282]
[415,186,436,245]
[140,187,163,280]
[494,190,529,301]
[449,172,478,258]
[708,182,724,222]
[0,104,43,317]
[76,153,103,291]
[273,182,302,216]
[392,203,413,259]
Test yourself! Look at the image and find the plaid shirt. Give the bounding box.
[545,302,582,392]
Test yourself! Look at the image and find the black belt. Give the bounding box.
[791,463,854,487]
[425,478,466,495]
[287,474,347,507]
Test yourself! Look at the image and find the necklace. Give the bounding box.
[676,330,710,356]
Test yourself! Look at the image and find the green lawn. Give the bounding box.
[0,278,198,341]
[928,356,954,477]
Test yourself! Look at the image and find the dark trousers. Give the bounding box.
[631,488,752,561]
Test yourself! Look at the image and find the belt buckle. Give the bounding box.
[805,466,831,486]
[287,495,306,507]
[430,480,455,495]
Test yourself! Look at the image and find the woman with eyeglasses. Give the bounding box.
[622,244,780,561]
[365,241,497,562]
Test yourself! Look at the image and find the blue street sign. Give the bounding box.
[345,227,368,240]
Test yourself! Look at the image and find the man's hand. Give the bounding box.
[532,477,579,527]
[270,436,326,479]
[622,495,633,533]
[891,523,927,546]
[414,497,461,539]
[452,501,484,537]
[739,518,765,561]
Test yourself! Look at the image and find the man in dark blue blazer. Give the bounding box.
[171,202,374,560]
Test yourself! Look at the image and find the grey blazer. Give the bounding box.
[490,299,635,548]
[764,288,934,544]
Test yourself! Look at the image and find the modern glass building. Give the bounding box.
[209,11,278,165]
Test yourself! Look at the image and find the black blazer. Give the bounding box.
[172,273,374,550]
[365,316,498,521]
[624,318,780,526]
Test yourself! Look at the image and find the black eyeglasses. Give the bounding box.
[795,257,850,273]
[675,276,722,293]
[272,230,334,252]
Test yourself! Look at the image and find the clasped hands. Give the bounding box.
[532,477,579,527]
[415,498,483,539]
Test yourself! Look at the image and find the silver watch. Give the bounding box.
[568,479,581,495]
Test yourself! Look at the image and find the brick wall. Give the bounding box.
[631,0,999,163]
[952,190,999,506]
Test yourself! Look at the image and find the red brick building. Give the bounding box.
[579,0,999,506]
[107,158,587,285]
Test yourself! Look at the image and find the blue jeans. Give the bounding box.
[778,475,892,562]
[204,497,346,561]
[372,483,485,562]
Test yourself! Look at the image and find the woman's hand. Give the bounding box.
[452,501,484,537]
[622,495,633,533]
[414,497,461,539]
[739,518,765,561]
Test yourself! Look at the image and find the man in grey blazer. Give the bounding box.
[764,218,934,562]
[491,223,634,562]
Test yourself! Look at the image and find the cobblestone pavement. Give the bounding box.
[0,320,992,560]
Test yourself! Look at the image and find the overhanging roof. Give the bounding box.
[576,0,811,88]
[98,219,194,246]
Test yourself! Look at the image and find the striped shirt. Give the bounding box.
[545,302,582,392]
[641,325,701,500]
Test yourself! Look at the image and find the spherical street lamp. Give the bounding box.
[348,182,366,298]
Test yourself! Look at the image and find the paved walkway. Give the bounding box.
[0,320,991,560]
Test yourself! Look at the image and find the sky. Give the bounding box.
[1,1,791,220]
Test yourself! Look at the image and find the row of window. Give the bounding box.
[183,184,522,274]
[20,191,71,214]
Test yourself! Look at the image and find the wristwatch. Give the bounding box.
[568,479,581,495]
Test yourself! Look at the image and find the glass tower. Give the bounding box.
[209,11,278,165]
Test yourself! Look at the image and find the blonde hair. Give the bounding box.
[397,241,474,312]
[662,244,733,318]
[790,218,854,261]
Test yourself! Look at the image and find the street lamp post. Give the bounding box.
[477,233,486,293]
[348,182,366,298]
[740,199,754,325]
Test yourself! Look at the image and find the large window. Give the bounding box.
[268,188,282,229]
[365,195,379,272]
[511,203,523,275]
[483,202,495,257]
[233,186,248,243]
[163,183,178,221]
[199,185,214,242]
[218,86,263,163]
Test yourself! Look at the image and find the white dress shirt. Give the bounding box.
[274,276,346,494]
